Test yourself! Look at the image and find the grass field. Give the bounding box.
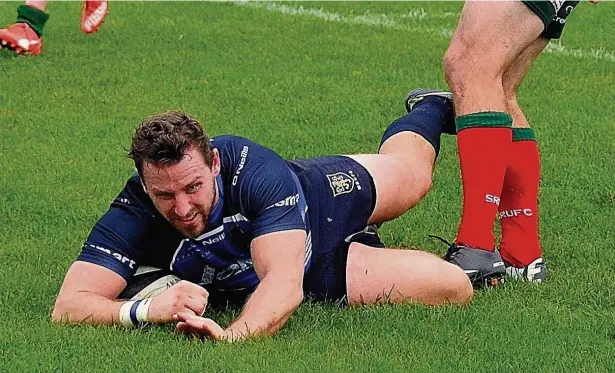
[1,1,614,372]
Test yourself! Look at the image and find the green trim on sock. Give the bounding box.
[17,5,49,37]
[512,127,536,142]
[456,112,512,132]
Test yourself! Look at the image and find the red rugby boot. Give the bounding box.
[81,0,108,34]
[0,22,42,55]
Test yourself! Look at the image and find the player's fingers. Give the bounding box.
[176,321,203,339]
[176,321,191,334]
[176,317,214,339]
[183,317,225,339]
[175,311,197,322]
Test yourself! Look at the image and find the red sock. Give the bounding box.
[455,112,512,251]
[499,129,541,267]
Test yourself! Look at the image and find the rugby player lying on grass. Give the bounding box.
[52,90,472,341]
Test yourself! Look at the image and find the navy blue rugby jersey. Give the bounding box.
[77,135,311,293]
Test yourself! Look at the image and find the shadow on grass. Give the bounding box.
[0,48,22,59]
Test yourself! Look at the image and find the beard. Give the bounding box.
[172,212,208,239]
[169,184,217,239]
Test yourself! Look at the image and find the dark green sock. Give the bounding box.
[17,5,49,37]
[512,127,536,142]
[456,111,513,132]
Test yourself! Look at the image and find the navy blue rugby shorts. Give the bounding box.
[288,155,383,304]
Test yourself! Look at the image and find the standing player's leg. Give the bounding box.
[499,2,578,282]
[442,1,550,286]
[344,92,473,305]
[0,0,108,55]
[502,38,550,128]
[0,1,49,55]
[499,37,550,282]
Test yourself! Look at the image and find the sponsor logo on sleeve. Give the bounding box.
[268,194,300,209]
[85,244,136,269]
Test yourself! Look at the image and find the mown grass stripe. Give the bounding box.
[235,1,615,63]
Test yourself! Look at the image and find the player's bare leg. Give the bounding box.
[349,133,435,225]
[344,92,472,305]
[499,37,551,282]
[348,91,456,224]
[442,1,545,287]
[346,243,472,305]
[444,2,544,115]
[25,0,46,11]
[503,38,550,128]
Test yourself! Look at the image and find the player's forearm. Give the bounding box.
[225,275,303,340]
[51,291,124,325]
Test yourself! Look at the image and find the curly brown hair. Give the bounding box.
[128,111,215,178]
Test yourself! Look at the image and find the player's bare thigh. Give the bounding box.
[450,1,544,70]
[345,242,473,305]
[445,1,545,114]
[347,132,435,225]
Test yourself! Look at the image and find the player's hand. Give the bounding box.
[147,280,209,324]
[589,0,598,4]
[174,312,237,342]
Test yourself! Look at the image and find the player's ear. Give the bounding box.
[211,149,221,176]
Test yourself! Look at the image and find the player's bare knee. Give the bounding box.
[443,265,473,305]
[50,304,64,323]
[443,42,476,92]
[51,297,71,323]
[443,47,462,92]
[444,44,500,95]
[452,278,474,305]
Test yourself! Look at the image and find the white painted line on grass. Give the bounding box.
[235,1,615,63]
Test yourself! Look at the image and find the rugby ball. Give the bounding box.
[119,266,181,300]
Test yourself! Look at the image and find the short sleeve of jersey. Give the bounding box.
[76,175,159,282]
[215,136,307,238]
